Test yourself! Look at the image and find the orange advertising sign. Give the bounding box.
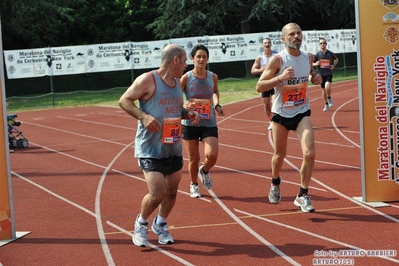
[0,78,13,240]
[356,0,399,201]
[0,18,15,240]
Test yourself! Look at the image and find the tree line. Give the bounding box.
[0,0,355,51]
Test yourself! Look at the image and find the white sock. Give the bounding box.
[138,215,147,224]
[156,215,166,225]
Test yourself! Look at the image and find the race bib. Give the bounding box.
[281,83,307,108]
[320,59,331,69]
[189,98,211,119]
[161,117,182,144]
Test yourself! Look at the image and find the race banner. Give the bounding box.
[302,29,358,54]
[356,0,399,202]
[3,29,357,79]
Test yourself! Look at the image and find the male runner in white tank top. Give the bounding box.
[256,23,322,213]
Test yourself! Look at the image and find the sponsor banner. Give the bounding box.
[4,29,357,79]
[356,0,399,201]
[303,29,358,54]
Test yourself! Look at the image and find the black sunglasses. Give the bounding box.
[319,42,326,45]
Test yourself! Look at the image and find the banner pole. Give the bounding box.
[355,0,399,204]
[48,47,55,107]
[0,15,16,241]
[0,17,30,245]
[342,28,347,77]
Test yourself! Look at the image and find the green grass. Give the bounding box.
[6,72,357,113]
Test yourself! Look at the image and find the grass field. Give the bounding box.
[5,73,357,113]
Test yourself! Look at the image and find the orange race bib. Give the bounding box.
[281,83,307,108]
[189,98,211,119]
[161,117,182,144]
[319,59,331,69]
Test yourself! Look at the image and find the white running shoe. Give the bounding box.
[268,184,281,204]
[198,165,212,190]
[294,194,315,212]
[323,104,329,112]
[328,98,334,107]
[190,183,201,198]
[132,215,148,247]
[151,218,174,245]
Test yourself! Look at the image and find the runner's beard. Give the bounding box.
[286,41,301,50]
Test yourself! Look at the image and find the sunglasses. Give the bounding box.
[319,42,326,45]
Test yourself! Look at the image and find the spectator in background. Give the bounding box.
[251,38,277,130]
[313,38,339,112]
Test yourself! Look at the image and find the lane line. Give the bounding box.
[235,209,399,264]
[207,189,301,266]
[12,142,203,265]
[264,98,399,224]
[106,221,194,266]
[13,79,394,265]
[331,97,361,148]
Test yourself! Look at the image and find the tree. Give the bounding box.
[0,0,84,49]
[146,0,355,39]
[65,0,158,45]
[144,0,355,77]
[0,0,355,50]
[0,0,158,49]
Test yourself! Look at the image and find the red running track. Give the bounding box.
[1,80,399,266]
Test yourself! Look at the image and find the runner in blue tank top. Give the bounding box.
[256,23,322,213]
[119,44,199,247]
[180,44,225,198]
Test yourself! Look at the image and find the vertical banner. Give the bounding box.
[356,0,399,202]
[0,19,15,240]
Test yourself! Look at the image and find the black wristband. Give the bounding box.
[215,104,221,110]
[182,108,190,119]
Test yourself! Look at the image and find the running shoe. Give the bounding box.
[294,194,315,212]
[323,104,329,112]
[328,98,334,107]
[190,183,201,198]
[151,218,174,245]
[133,215,149,247]
[198,165,212,190]
[268,184,281,204]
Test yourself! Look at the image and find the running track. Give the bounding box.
[1,80,399,266]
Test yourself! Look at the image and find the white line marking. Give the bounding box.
[235,209,399,264]
[13,142,204,264]
[220,143,360,170]
[58,116,134,130]
[331,97,361,148]
[95,141,136,265]
[220,127,357,148]
[22,121,129,146]
[13,169,193,265]
[112,169,212,203]
[106,221,195,266]
[265,103,399,224]
[207,189,301,266]
[210,163,327,192]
